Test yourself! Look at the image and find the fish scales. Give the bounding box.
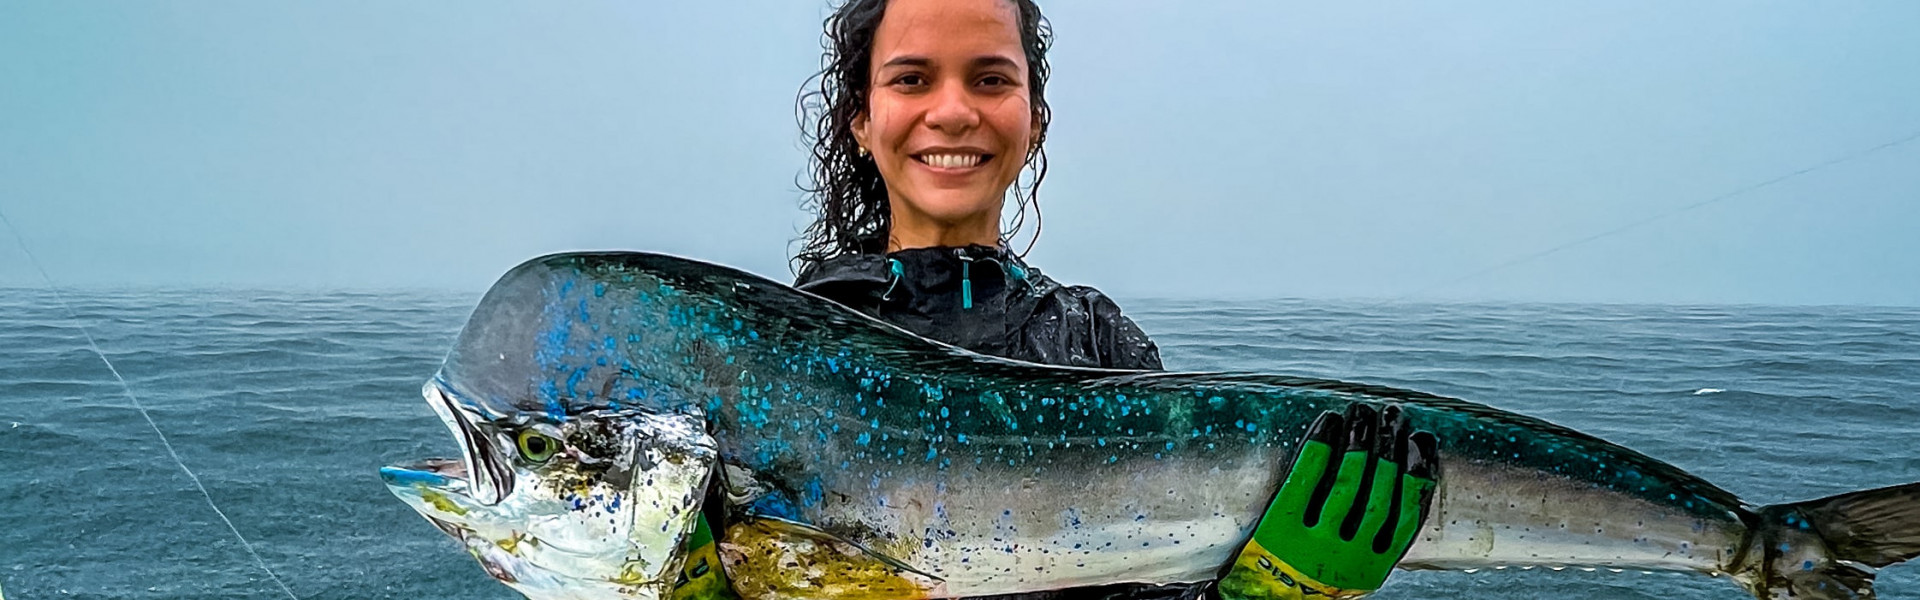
[384,252,1920,600]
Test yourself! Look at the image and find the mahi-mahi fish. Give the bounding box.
[382,252,1920,600]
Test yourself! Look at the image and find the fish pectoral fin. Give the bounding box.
[718,516,945,600]
[735,516,940,579]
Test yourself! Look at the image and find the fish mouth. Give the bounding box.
[382,381,514,506]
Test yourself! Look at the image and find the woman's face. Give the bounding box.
[853,0,1034,243]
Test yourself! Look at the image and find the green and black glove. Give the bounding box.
[1218,403,1440,600]
[670,515,739,600]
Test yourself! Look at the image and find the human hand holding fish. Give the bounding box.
[382,252,1920,600]
[1219,405,1438,600]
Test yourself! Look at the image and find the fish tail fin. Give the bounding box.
[1740,481,1920,600]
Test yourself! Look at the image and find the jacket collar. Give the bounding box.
[794,245,1037,310]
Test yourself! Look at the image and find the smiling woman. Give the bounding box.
[850,0,1037,249]
[790,0,1160,372]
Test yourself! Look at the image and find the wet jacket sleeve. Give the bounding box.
[1032,285,1163,371]
[1085,289,1163,371]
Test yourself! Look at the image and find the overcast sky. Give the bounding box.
[2,1,1916,305]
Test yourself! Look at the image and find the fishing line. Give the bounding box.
[1333,128,1920,377]
[0,207,302,600]
[1398,128,1920,300]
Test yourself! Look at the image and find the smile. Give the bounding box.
[913,153,990,169]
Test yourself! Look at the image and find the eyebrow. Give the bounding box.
[879,55,1022,70]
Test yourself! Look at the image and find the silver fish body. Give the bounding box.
[384,252,1920,600]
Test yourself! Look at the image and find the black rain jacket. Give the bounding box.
[794,245,1209,600]
[794,244,1163,371]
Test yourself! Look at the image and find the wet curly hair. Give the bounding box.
[792,0,1054,273]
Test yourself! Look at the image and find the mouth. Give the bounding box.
[382,381,512,505]
[377,459,473,540]
[380,458,466,488]
[911,151,992,171]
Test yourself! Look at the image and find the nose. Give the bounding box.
[923,80,981,134]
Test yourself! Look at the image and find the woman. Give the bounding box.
[779,1,1437,599]
[790,0,1156,371]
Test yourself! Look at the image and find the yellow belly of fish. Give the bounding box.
[717,518,945,600]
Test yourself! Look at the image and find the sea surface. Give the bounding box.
[3,289,1918,599]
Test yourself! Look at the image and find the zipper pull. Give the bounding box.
[961,259,973,310]
[882,258,904,301]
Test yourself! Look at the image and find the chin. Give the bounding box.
[898,191,1007,226]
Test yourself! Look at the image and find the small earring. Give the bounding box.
[857,146,870,157]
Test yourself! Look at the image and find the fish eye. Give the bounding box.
[515,430,561,463]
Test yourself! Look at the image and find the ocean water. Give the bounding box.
[3,289,1918,599]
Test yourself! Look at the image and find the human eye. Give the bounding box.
[975,72,1018,90]
[889,72,928,89]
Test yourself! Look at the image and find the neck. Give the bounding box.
[887,204,1001,252]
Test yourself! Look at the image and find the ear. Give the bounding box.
[851,110,872,152]
[1027,112,1044,158]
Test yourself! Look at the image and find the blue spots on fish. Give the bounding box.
[747,492,805,523]
[539,380,563,420]
[857,432,872,446]
[1784,513,1814,531]
[802,478,825,508]
[562,367,591,401]
[535,302,571,367]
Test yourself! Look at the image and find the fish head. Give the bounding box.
[383,252,815,598]
[383,380,715,600]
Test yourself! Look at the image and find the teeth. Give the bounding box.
[920,153,983,169]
